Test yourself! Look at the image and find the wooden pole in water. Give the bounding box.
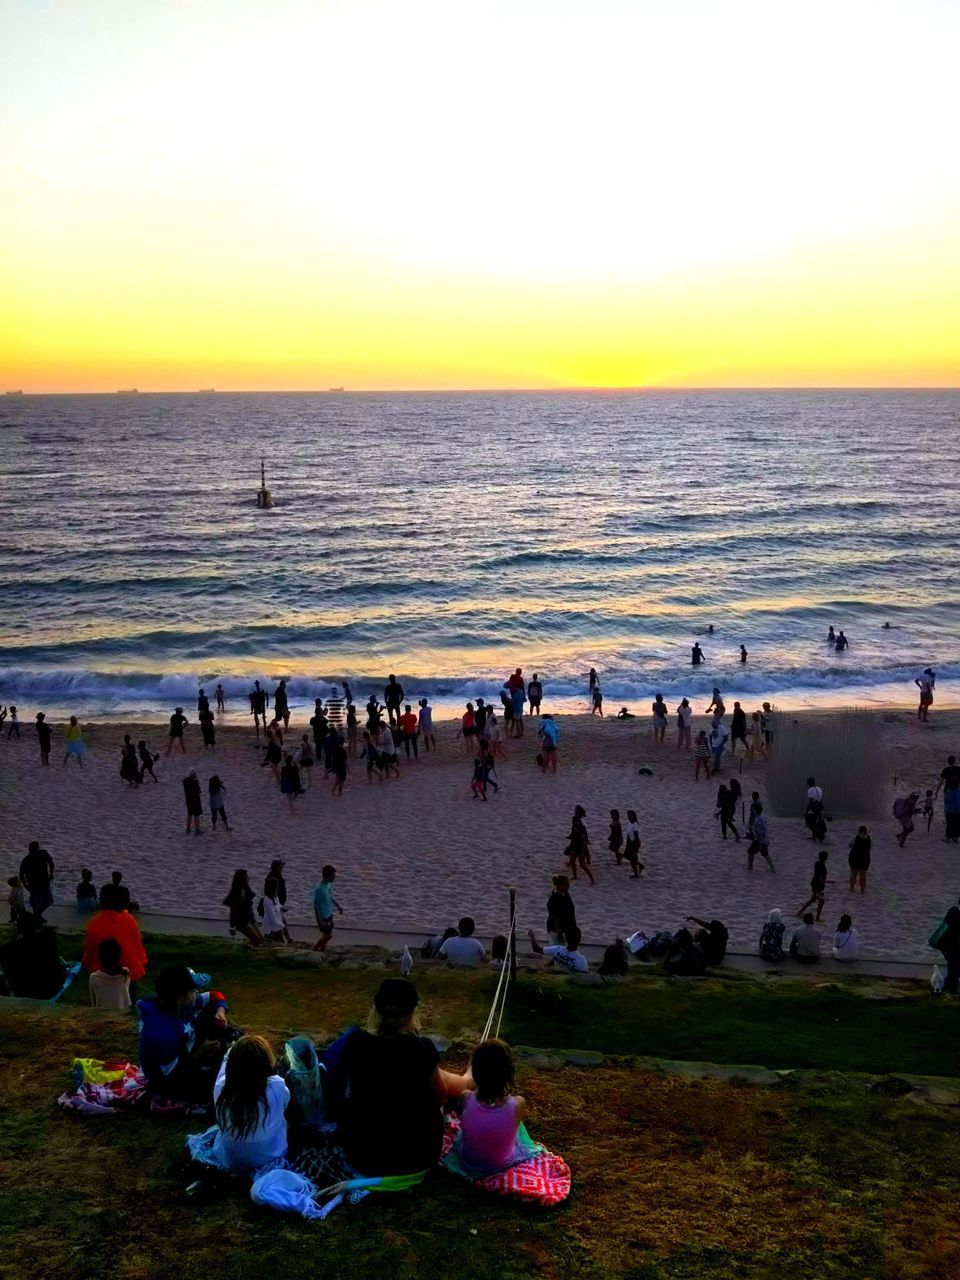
[509,885,518,989]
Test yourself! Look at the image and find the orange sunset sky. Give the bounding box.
[2,0,959,392]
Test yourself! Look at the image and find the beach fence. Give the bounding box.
[766,709,887,819]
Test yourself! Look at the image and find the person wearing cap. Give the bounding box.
[337,979,472,1176]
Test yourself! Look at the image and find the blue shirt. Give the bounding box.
[314,881,334,920]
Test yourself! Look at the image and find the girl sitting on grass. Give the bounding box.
[453,1039,526,1177]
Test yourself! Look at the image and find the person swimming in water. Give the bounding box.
[835,630,849,652]
[691,642,705,666]
[827,626,836,644]
[740,645,748,664]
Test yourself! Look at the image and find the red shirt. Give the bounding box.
[462,712,475,731]
[83,909,148,981]
[399,713,418,735]
[507,673,524,691]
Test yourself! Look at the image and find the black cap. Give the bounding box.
[373,978,419,1016]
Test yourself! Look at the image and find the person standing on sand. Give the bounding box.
[384,675,404,727]
[591,683,604,717]
[362,730,384,782]
[507,669,526,737]
[608,809,623,864]
[280,754,304,815]
[747,711,765,759]
[691,643,705,666]
[528,673,543,716]
[730,702,747,756]
[652,694,668,743]
[198,688,210,717]
[63,716,86,768]
[183,771,203,835]
[915,668,935,720]
[708,720,728,775]
[398,704,419,759]
[138,739,160,782]
[499,686,515,736]
[216,683,226,712]
[165,707,188,757]
[199,707,216,751]
[6,706,20,739]
[566,805,595,885]
[325,685,345,732]
[346,703,359,756]
[262,730,282,782]
[331,737,348,796]
[120,735,141,787]
[539,714,559,771]
[676,698,693,749]
[209,776,230,830]
[693,731,710,780]
[848,826,870,892]
[298,735,314,786]
[418,698,436,753]
[310,699,328,753]
[546,874,577,944]
[894,792,920,847]
[623,809,643,878]
[35,713,52,766]
[487,710,506,758]
[19,841,54,919]
[249,681,267,738]
[273,680,290,730]
[461,702,477,753]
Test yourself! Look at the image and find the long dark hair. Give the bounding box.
[223,869,250,907]
[215,1035,275,1138]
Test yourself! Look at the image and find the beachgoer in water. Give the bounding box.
[35,713,52,766]
[651,694,668,743]
[183,771,203,834]
[691,642,705,665]
[384,675,404,727]
[707,625,714,634]
[835,630,849,652]
[165,707,188,757]
[740,645,748,663]
[588,667,598,694]
[418,698,436,753]
[848,826,870,893]
[209,775,230,830]
[63,716,86,768]
[827,626,836,644]
[566,805,594,884]
[216,683,226,712]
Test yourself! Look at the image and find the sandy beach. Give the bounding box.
[2,707,957,962]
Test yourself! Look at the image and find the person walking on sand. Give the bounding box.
[280,754,304,815]
[539,714,559,771]
[470,756,488,801]
[608,809,623,864]
[224,869,263,946]
[249,680,267,738]
[691,642,705,666]
[384,674,404,727]
[63,716,86,768]
[566,805,595,885]
[461,702,477,753]
[746,802,774,872]
[362,730,383,783]
[137,739,160,783]
[197,688,210,717]
[183,771,203,835]
[216,683,226,712]
[6,705,20,739]
[730,702,747,756]
[298,734,314,786]
[165,707,188,757]
[209,775,231,830]
[199,707,216,751]
[708,719,729,775]
[591,683,604,717]
[894,792,920,847]
[262,729,282,782]
[623,809,644,878]
[716,783,740,842]
[796,850,831,922]
[848,825,870,893]
[676,698,693,750]
[693,730,711,780]
[310,698,329,752]
[418,698,437,753]
[528,672,543,716]
[706,686,725,719]
[487,710,506,759]
[35,713,52,766]
[346,702,359,756]
[311,864,343,952]
[652,694,668,743]
[120,735,141,787]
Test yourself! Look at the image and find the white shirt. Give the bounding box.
[832,929,858,962]
[211,1061,290,1172]
[438,935,486,966]
[261,896,285,934]
[418,705,433,732]
[624,821,640,845]
[378,727,397,755]
[807,785,823,805]
[652,701,667,721]
[709,725,728,750]
[677,705,692,727]
[544,945,589,973]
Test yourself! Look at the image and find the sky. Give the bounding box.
[1,0,959,392]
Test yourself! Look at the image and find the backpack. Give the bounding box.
[646,930,673,958]
[892,798,908,819]
[280,1036,325,1129]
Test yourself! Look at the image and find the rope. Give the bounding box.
[480,901,517,1043]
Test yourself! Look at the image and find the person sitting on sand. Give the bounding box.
[528,925,589,973]
[831,913,858,962]
[138,965,235,1102]
[789,913,822,964]
[438,916,487,967]
[663,928,705,976]
[598,938,630,980]
[0,911,67,999]
[76,868,98,913]
[332,979,473,1176]
[616,706,635,720]
[187,1035,290,1175]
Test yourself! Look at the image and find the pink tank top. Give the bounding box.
[459,1094,519,1173]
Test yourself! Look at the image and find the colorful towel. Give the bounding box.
[441,1112,570,1206]
[57,1057,207,1117]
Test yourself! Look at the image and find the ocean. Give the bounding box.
[1,389,957,720]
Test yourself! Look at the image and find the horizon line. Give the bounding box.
[4,385,960,396]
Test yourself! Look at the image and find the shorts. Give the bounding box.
[315,911,334,934]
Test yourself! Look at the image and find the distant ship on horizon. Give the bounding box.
[329,386,345,392]
[116,388,139,394]
[198,388,216,393]
[5,389,24,396]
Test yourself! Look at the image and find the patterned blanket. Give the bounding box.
[441,1112,571,1207]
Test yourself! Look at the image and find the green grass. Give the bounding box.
[3,930,960,1280]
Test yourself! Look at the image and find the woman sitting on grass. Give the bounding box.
[187,1035,290,1174]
